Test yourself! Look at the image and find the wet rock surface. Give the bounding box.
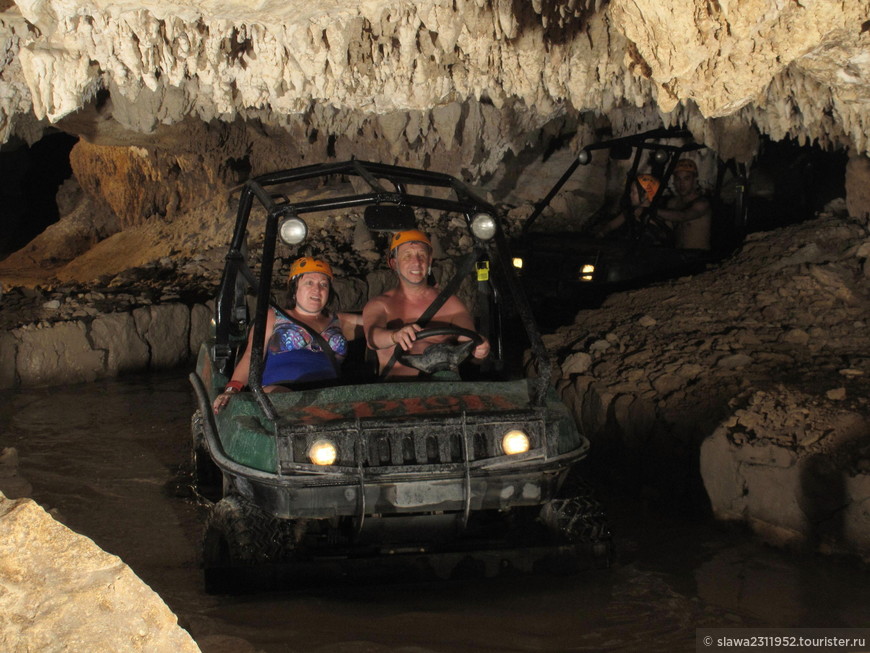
[543,211,870,558]
[2,373,868,652]
[0,483,200,653]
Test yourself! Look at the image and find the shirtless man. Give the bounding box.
[362,229,490,377]
[657,158,712,250]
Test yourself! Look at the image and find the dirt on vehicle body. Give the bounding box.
[189,160,609,591]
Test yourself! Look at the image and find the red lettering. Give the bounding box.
[352,402,374,418]
[488,395,520,410]
[423,395,459,410]
[399,396,427,415]
[459,394,485,411]
[300,406,345,422]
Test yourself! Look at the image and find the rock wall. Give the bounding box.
[0,490,200,652]
[3,0,869,160]
[545,208,870,559]
[0,299,211,390]
[701,387,870,558]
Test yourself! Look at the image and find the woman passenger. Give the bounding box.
[212,257,360,413]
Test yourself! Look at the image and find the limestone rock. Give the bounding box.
[2,0,869,162]
[700,386,870,560]
[90,312,151,375]
[546,211,870,554]
[561,351,592,377]
[13,321,105,387]
[133,304,190,370]
[189,302,213,359]
[0,492,200,653]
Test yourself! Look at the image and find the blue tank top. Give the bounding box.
[261,311,347,386]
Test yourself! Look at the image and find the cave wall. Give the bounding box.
[0,0,868,281]
[4,0,870,160]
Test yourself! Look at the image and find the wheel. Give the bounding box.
[539,473,613,569]
[190,410,222,502]
[385,326,484,377]
[202,495,296,593]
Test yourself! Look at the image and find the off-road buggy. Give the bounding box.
[510,128,748,316]
[188,160,609,591]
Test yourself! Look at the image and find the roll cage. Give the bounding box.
[522,128,705,243]
[212,160,551,421]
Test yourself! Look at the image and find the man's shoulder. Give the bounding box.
[368,287,399,302]
[692,194,713,214]
[363,287,403,312]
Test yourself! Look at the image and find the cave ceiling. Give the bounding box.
[1,0,868,171]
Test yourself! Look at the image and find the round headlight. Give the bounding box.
[308,439,337,466]
[502,430,530,455]
[279,216,308,245]
[654,149,668,163]
[471,213,497,240]
[512,257,524,269]
[577,149,591,165]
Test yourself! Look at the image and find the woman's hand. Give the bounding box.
[212,393,232,414]
[213,385,240,414]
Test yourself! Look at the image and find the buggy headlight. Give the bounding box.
[471,213,497,240]
[279,216,308,245]
[580,264,595,281]
[308,439,337,466]
[502,430,530,455]
[512,257,523,269]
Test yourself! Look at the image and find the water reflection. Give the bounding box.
[1,372,866,652]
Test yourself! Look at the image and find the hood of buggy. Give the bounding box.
[213,378,585,473]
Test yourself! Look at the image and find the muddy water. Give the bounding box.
[2,371,867,653]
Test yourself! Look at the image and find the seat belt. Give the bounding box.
[272,305,341,377]
[379,250,480,377]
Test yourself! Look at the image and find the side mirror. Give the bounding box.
[364,204,417,231]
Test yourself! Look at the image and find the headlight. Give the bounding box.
[471,213,497,240]
[308,439,337,465]
[502,429,530,455]
[580,264,595,282]
[279,216,308,245]
[512,257,523,269]
[577,149,591,165]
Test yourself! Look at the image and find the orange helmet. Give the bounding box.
[635,174,660,203]
[288,257,333,281]
[674,158,698,175]
[389,229,431,254]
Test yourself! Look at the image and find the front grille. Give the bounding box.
[279,412,545,471]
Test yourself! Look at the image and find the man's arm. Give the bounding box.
[439,296,490,360]
[657,197,711,224]
[361,296,420,351]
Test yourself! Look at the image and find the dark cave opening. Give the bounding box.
[0,131,78,261]
[747,136,848,232]
[0,126,851,270]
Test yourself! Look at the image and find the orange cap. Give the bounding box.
[674,158,698,175]
[389,229,431,253]
[636,174,660,203]
[288,257,333,280]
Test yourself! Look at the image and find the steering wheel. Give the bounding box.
[383,326,485,377]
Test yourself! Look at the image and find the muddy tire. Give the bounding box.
[190,410,221,502]
[202,495,295,593]
[539,473,613,569]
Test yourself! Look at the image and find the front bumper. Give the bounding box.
[191,373,588,523]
